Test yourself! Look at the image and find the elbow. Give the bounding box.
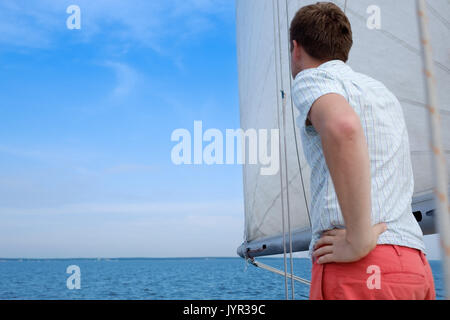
[323,115,363,142]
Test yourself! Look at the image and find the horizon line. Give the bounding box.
[0,256,311,260]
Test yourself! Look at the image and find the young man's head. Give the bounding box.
[290,2,353,78]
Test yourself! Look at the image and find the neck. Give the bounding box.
[293,58,328,79]
[302,57,329,71]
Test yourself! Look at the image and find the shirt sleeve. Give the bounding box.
[292,69,347,132]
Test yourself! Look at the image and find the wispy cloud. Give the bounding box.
[0,144,101,165]
[0,143,158,180]
[0,0,234,51]
[102,61,140,97]
[103,164,156,175]
[0,200,245,258]
[0,212,244,258]
[0,200,243,217]
[0,0,60,48]
[0,0,241,259]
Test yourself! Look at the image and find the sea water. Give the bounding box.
[0,258,444,300]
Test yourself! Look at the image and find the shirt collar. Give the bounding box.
[294,59,348,82]
[317,59,346,70]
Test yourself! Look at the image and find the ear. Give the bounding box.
[292,40,301,59]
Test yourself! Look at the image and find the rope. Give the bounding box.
[250,259,311,286]
[417,0,450,300]
[272,0,289,301]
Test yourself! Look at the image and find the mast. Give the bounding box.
[417,0,450,300]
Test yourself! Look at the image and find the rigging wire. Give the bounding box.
[272,0,289,301]
[282,92,296,300]
[284,0,312,230]
[250,259,311,286]
[276,0,296,300]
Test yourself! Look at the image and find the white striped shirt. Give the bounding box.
[292,60,425,257]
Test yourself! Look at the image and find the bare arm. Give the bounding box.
[309,93,386,263]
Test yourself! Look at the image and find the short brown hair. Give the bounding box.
[290,2,353,62]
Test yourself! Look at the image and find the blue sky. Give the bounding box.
[0,0,245,258]
[0,0,441,260]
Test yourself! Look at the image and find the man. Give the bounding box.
[290,2,435,300]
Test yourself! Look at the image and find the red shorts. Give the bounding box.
[310,245,436,300]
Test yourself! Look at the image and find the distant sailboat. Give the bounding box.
[235,0,450,295]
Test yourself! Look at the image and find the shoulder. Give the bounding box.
[293,68,345,98]
[292,68,346,119]
[294,67,338,85]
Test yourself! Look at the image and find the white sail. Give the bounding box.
[236,0,450,258]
